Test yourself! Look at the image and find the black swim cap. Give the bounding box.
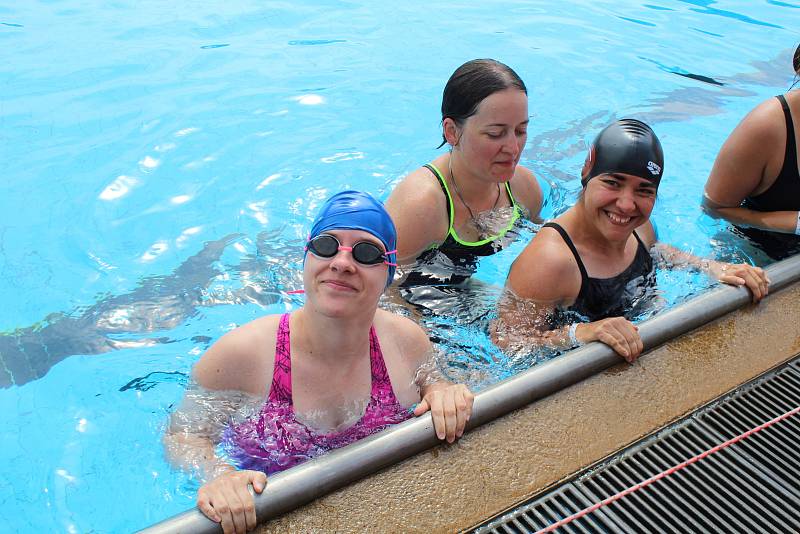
[581,119,664,188]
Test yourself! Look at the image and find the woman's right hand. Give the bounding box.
[577,317,643,363]
[197,469,267,534]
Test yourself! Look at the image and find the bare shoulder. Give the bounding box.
[374,309,430,350]
[386,165,447,217]
[372,309,430,405]
[706,96,785,205]
[385,164,450,261]
[510,165,543,220]
[506,224,581,302]
[373,308,431,364]
[192,314,280,395]
[735,97,784,141]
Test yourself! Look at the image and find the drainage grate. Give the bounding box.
[472,355,800,534]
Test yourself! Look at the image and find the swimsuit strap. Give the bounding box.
[424,163,456,236]
[504,181,520,211]
[368,325,397,401]
[425,162,521,248]
[776,95,798,174]
[268,313,293,405]
[631,229,647,251]
[543,222,589,283]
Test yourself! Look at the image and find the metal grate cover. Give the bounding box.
[472,356,800,533]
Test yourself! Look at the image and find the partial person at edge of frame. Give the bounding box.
[386,58,543,288]
[164,191,474,534]
[703,44,800,261]
[495,119,770,362]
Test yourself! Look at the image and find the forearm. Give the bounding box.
[654,242,722,272]
[492,314,579,352]
[163,430,235,481]
[707,205,799,234]
[413,347,448,392]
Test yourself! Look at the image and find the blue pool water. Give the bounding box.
[2,0,799,530]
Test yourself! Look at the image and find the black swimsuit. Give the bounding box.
[744,95,800,211]
[737,95,800,260]
[400,163,522,287]
[544,222,655,323]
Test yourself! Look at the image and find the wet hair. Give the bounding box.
[791,44,800,90]
[438,59,527,148]
[795,43,800,76]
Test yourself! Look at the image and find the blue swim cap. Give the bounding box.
[307,190,397,287]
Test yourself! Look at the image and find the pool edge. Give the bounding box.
[140,254,800,534]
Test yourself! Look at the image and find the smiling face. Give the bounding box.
[303,229,388,319]
[446,88,529,183]
[583,172,657,241]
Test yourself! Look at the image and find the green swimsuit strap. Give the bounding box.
[424,163,521,247]
[424,163,457,235]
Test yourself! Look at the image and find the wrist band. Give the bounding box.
[568,323,583,347]
[795,211,800,235]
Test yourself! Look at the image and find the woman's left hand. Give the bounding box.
[414,383,475,443]
[709,261,770,302]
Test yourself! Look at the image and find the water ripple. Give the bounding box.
[288,39,346,46]
[678,0,783,28]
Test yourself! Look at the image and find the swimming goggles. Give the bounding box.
[306,234,397,266]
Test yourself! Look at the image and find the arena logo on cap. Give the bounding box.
[647,161,661,176]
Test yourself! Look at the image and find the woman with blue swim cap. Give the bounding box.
[164,191,473,534]
[703,44,800,260]
[497,119,769,361]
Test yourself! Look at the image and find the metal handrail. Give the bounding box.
[139,254,800,534]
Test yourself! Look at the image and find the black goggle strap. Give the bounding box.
[305,234,397,266]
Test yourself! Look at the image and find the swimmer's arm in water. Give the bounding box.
[652,242,770,303]
[385,168,451,264]
[702,195,799,235]
[164,328,270,477]
[493,288,643,363]
[498,231,642,362]
[163,386,267,531]
[390,315,474,443]
[165,322,275,531]
[163,385,232,480]
[702,99,797,234]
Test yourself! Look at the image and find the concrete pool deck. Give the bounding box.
[255,280,800,533]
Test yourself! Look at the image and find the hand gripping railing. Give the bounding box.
[139,254,800,534]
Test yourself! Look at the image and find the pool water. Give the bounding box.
[2,0,799,530]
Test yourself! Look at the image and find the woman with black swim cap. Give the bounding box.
[703,44,800,260]
[386,59,543,288]
[496,119,769,361]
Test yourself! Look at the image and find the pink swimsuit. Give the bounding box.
[224,314,411,474]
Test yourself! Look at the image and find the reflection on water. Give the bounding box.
[527,48,794,179]
[120,371,189,392]
[0,230,303,388]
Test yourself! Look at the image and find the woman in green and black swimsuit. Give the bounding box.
[386,59,543,289]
